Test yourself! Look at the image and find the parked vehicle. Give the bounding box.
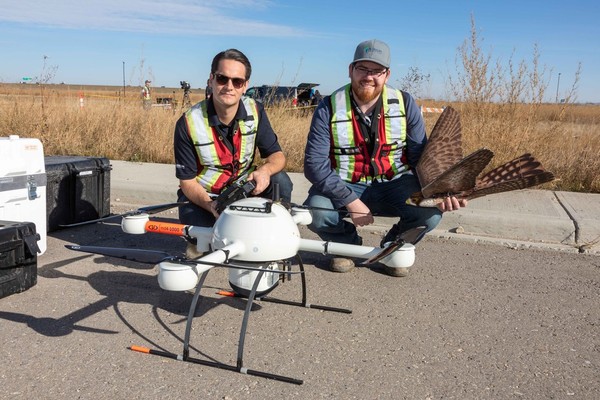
[245,83,319,107]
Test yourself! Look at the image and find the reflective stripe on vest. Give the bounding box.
[331,86,355,181]
[185,98,258,193]
[330,84,407,184]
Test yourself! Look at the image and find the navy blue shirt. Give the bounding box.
[174,97,283,181]
[303,88,427,208]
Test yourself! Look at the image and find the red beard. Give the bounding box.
[352,80,382,103]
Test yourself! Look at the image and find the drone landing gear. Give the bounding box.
[258,256,353,314]
[130,255,351,385]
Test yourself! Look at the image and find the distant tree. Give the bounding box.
[396,66,430,99]
[36,55,58,135]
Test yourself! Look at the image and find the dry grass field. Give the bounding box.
[1,82,599,193]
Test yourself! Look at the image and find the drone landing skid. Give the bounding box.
[130,254,351,385]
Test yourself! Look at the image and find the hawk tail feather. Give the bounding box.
[476,153,546,186]
[468,171,555,200]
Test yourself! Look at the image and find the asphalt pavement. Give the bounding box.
[2,160,599,399]
[111,160,600,254]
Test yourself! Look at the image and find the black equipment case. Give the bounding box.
[45,156,111,231]
[0,220,40,299]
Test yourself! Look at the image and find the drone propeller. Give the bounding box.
[59,201,190,228]
[286,201,395,217]
[66,245,175,263]
[65,244,302,275]
[362,226,428,265]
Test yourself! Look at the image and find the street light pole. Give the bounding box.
[122,61,126,100]
[555,72,561,103]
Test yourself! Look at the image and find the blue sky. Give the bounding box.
[1,0,598,103]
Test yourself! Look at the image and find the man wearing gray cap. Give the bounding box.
[303,39,466,277]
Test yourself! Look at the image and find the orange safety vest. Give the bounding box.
[330,84,408,184]
[184,97,259,193]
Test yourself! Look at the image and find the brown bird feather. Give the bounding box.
[411,106,555,206]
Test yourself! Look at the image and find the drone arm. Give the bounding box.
[290,207,312,225]
[298,238,415,269]
[144,221,188,236]
[194,240,245,269]
[121,215,214,252]
[121,214,216,240]
[121,214,189,236]
[187,225,214,253]
[121,216,202,238]
[298,238,376,258]
[157,241,245,291]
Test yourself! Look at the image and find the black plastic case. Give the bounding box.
[0,220,40,299]
[45,156,111,231]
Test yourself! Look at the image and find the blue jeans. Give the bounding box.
[178,171,293,228]
[303,174,442,245]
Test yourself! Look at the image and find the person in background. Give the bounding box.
[174,48,293,258]
[205,78,212,100]
[303,39,466,277]
[141,79,152,110]
[310,89,322,106]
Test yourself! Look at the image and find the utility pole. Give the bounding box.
[122,61,126,100]
[555,72,561,103]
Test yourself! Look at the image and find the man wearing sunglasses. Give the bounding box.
[174,49,292,257]
[303,39,466,277]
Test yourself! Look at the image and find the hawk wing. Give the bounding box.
[420,148,494,198]
[416,106,464,189]
[414,108,556,203]
[468,153,555,200]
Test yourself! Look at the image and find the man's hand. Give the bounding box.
[346,198,374,227]
[180,178,220,217]
[192,195,220,218]
[437,196,468,212]
[248,168,270,195]
[207,199,220,218]
[247,151,286,195]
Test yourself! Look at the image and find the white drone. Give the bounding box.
[66,193,422,384]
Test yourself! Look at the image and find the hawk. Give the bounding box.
[407,106,555,207]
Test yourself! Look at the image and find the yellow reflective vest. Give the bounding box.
[184,98,259,193]
[330,84,408,184]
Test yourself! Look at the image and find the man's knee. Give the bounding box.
[308,209,333,231]
[423,213,443,232]
[401,206,443,233]
[303,192,337,229]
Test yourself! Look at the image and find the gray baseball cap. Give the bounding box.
[352,39,390,68]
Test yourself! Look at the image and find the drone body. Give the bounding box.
[119,197,415,295]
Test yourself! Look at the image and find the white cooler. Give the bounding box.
[0,135,47,254]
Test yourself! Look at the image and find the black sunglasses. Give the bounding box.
[214,73,246,89]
